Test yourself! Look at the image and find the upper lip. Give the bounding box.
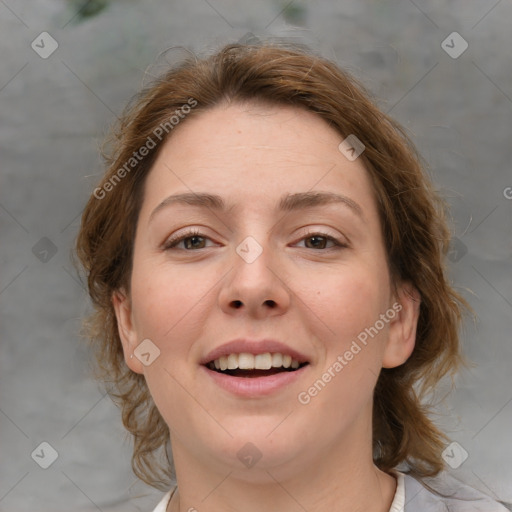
[200,339,310,365]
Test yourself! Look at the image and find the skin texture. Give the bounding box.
[113,103,420,512]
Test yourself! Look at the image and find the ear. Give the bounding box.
[112,289,144,374]
[382,282,421,369]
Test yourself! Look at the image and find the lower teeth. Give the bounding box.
[211,367,301,377]
[225,369,291,377]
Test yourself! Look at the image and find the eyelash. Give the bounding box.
[163,229,348,251]
[163,229,209,250]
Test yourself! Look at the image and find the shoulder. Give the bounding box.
[403,471,510,511]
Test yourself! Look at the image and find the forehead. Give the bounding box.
[139,102,378,219]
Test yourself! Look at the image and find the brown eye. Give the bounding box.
[183,235,206,249]
[164,230,214,250]
[297,233,344,250]
[304,235,331,249]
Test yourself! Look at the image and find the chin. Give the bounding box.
[202,427,308,480]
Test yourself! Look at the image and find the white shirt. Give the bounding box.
[151,471,508,511]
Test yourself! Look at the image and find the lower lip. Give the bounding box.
[201,365,309,397]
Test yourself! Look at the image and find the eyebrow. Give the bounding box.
[149,191,364,222]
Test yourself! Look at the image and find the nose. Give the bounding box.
[218,240,291,319]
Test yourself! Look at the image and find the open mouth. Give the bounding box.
[205,352,309,378]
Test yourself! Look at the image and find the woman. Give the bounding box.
[76,42,508,511]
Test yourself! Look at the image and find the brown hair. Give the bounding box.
[75,42,468,489]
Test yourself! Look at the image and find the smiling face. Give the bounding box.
[113,102,419,484]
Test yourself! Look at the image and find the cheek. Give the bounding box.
[128,262,216,418]
[301,262,390,341]
[129,260,216,345]
[296,268,389,428]
[298,259,392,405]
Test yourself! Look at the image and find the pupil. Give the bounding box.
[306,236,326,249]
[185,236,204,249]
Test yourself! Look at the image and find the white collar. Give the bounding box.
[388,470,405,512]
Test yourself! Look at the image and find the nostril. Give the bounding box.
[229,299,276,309]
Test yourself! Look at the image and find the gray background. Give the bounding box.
[1,1,511,510]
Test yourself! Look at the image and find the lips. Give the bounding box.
[200,339,311,396]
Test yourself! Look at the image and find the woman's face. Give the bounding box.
[114,102,418,481]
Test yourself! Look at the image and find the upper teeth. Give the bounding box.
[210,353,301,371]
